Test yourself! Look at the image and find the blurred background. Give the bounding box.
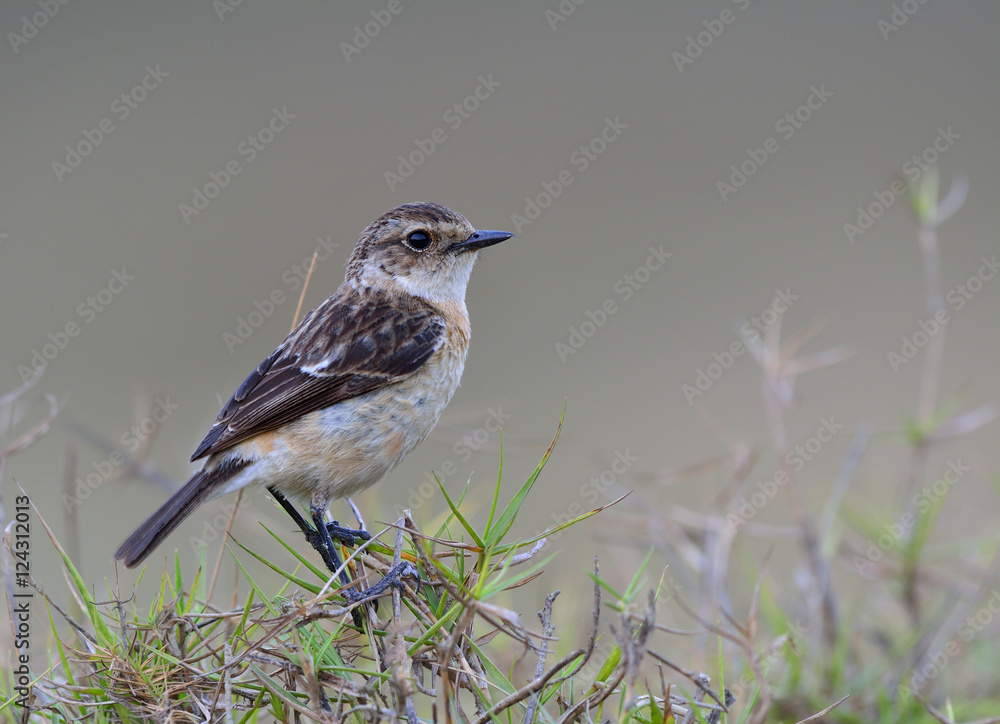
[2,0,999,697]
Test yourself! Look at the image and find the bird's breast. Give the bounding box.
[263,303,472,500]
[394,298,470,428]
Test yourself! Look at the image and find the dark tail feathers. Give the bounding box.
[114,458,250,568]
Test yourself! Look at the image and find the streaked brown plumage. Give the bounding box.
[115,203,513,570]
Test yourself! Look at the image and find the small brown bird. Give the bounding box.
[115,203,513,595]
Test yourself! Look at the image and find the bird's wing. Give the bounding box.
[191,289,445,461]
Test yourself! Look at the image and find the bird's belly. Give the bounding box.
[272,347,466,501]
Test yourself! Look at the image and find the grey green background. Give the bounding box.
[1,2,998,631]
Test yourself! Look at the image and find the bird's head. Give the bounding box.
[345,203,514,303]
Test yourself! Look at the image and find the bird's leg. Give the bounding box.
[268,487,366,626]
[268,486,314,538]
[268,487,370,547]
[267,487,368,561]
[324,521,372,547]
[348,561,422,603]
[307,500,375,629]
[307,502,353,586]
[268,487,341,573]
[267,488,421,618]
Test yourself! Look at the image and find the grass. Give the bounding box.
[2,170,999,722]
[1,416,738,723]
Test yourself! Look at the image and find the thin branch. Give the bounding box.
[914,691,1000,724]
[817,424,870,542]
[207,489,244,603]
[0,394,60,459]
[550,557,602,686]
[388,516,419,723]
[291,250,319,331]
[646,651,728,713]
[523,590,559,724]
[471,646,585,724]
[795,694,849,723]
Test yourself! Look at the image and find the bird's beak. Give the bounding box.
[451,229,515,254]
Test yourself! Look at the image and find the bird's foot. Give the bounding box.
[345,562,422,607]
[305,520,371,552]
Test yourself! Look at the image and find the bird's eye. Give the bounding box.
[405,230,432,251]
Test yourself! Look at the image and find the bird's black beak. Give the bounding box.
[451,229,515,254]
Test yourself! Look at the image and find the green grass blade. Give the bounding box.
[233,536,324,595]
[620,547,654,605]
[30,498,113,643]
[594,645,621,687]
[486,410,564,547]
[485,429,504,536]
[438,476,486,548]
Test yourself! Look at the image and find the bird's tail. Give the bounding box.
[114,458,250,568]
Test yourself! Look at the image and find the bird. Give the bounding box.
[115,202,514,603]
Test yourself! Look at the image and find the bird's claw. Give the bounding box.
[305,520,371,552]
[345,561,422,611]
